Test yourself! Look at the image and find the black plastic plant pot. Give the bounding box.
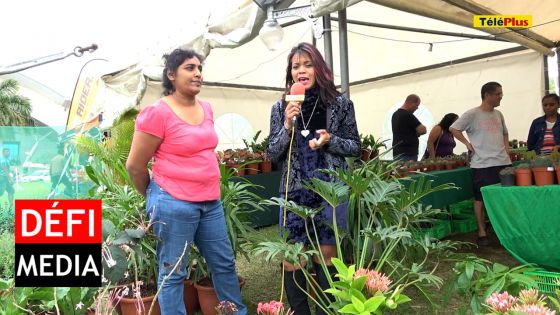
[500,173,515,186]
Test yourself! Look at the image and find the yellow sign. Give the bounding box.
[473,15,532,28]
[66,76,101,131]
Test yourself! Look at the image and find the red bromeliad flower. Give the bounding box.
[354,268,392,295]
[257,301,294,315]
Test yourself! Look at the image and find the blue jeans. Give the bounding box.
[147,181,247,315]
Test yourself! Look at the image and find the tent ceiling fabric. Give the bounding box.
[311,0,559,55]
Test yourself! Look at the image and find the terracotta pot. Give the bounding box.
[514,168,533,186]
[532,167,554,186]
[226,164,245,176]
[118,295,160,315]
[184,279,199,314]
[245,162,259,175]
[360,149,370,161]
[556,165,560,184]
[260,161,272,173]
[194,277,246,315]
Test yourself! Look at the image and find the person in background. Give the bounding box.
[126,48,247,315]
[267,42,360,315]
[450,82,511,247]
[49,146,74,196]
[391,94,427,161]
[527,93,560,155]
[0,148,14,208]
[424,113,459,159]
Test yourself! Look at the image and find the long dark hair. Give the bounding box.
[284,42,339,106]
[438,113,459,131]
[162,48,204,96]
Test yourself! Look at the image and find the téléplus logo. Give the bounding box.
[473,15,532,28]
[15,199,102,287]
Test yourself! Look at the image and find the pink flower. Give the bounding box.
[518,288,545,306]
[511,304,556,315]
[355,268,392,295]
[257,301,293,315]
[485,291,517,313]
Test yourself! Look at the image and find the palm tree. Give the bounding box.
[0,79,33,126]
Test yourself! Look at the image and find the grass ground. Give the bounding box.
[233,225,519,315]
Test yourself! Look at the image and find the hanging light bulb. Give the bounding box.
[259,18,284,51]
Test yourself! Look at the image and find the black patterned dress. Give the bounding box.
[272,88,354,245]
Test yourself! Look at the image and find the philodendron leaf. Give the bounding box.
[102,245,127,284]
[125,228,145,240]
[102,219,115,241]
[112,231,133,245]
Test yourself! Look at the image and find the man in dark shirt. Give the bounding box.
[391,94,427,161]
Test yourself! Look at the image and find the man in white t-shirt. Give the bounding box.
[450,82,511,246]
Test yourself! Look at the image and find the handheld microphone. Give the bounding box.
[286,82,305,124]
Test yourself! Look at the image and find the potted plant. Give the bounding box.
[243,131,265,175]
[514,163,532,186]
[499,167,515,186]
[531,156,554,186]
[360,134,387,161]
[194,164,264,314]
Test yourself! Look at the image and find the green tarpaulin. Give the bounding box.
[481,184,560,270]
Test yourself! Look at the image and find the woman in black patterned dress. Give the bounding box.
[267,42,360,315]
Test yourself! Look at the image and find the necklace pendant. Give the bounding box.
[301,130,310,137]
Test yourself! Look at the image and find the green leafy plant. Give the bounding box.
[325,258,410,314]
[360,134,387,152]
[531,156,553,168]
[499,167,515,176]
[448,255,538,315]
[243,130,266,153]
[0,280,96,315]
[0,231,14,279]
[254,158,462,314]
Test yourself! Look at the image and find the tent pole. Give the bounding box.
[557,50,560,94]
[323,14,334,71]
[338,9,350,97]
[544,55,550,94]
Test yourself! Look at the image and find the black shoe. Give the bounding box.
[477,236,489,246]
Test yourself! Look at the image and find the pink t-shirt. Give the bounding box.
[135,98,220,202]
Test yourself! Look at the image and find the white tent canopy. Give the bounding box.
[78,0,559,152]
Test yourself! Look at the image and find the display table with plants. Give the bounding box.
[481,184,560,270]
[400,166,473,209]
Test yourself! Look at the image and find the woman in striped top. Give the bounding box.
[527,93,560,155]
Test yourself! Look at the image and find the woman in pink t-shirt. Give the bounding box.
[126,49,246,315]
